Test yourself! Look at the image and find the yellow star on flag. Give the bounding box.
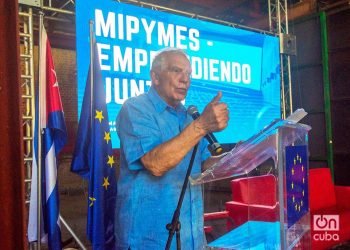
[107,155,115,168]
[95,110,104,123]
[89,196,96,207]
[102,177,110,190]
[104,131,111,144]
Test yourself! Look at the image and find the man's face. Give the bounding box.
[151,53,191,107]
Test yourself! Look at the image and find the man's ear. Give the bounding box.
[151,70,160,85]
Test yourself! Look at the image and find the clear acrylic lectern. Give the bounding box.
[191,118,312,249]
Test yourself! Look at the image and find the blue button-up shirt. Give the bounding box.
[115,86,210,250]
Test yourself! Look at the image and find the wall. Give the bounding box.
[0,1,27,248]
[51,48,78,154]
[33,46,78,154]
[327,8,350,185]
[290,14,329,168]
[290,9,350,185]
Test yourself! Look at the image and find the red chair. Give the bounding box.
[204,168,350,249]
[203,174,278,241]
[309,168,350,250]
[203,211,230,234]
[225,174,278,228]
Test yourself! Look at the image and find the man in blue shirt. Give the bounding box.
[115,48,229,250]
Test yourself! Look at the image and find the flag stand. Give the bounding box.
[59,215,87,250]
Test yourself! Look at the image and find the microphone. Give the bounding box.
[187,105,224,156]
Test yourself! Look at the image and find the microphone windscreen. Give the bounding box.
[187,105,199,117]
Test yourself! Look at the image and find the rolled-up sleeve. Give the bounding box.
[117,100,161,170]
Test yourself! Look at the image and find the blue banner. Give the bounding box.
[76,0,281,148]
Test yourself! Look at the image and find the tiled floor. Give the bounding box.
[60,192,91,249]
[58,156,91,249]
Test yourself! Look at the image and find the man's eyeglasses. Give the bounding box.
[167,66,192,78]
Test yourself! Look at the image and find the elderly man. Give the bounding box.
[115,48,229,250]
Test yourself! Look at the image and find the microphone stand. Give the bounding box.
[165,144,199,250]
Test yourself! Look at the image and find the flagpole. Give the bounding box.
[37,11,44,250]
[37,6,44,250]
[89,20,95,191]
[89,21,94,122]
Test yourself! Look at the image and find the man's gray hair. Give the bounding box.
[151,48,188,71]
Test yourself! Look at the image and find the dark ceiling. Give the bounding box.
[35,0,349,49]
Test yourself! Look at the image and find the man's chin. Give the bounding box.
[177,92,187,99]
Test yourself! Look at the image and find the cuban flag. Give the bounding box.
[28,24,67,250]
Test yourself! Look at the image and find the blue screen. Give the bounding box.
[76,0,281,148]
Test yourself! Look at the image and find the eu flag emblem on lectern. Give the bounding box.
[286,145,309,228]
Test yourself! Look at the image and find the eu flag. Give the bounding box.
[286,145,309,228]
[71,43,117,249]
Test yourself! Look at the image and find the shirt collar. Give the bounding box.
[147,86,187,114]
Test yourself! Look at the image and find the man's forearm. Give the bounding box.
[141,119,206,176]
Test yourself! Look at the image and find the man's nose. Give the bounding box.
[180,71,191,82]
